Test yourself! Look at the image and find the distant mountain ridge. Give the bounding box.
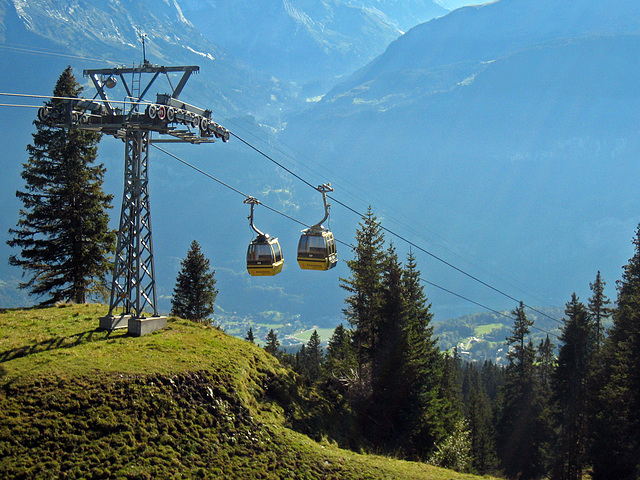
[177,0,449,85]
[0,0,450,114]
[281,0,640,318]
[313,0,640,112]
[0,0,289,119]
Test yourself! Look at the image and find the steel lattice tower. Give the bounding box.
[39,63,230,335]
[109,130,158,319]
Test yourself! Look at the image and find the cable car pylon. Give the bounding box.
[37,59,230,335]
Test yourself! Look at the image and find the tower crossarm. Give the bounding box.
[37,64,230,145]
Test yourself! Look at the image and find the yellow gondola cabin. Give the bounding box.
[247,235,284,276]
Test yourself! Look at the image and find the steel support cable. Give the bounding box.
[0,43,125,64]
[421,276,559,338]
[152,144,248,197]
[325,193,561,326]
[217,107,551,306]
[231,132,319,190]
[0,92,153,106]
[1,94,562,325]
[172,99,560,310]
[330,191,562,325]
[151,143,559,336]
[420,277,515,321]
[229,131,563,326]
[0,103,40,109]
[151,143,355,250]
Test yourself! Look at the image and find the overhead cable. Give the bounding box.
[152,143,558,338]
[230,130,563,326]
[1,92,563,327]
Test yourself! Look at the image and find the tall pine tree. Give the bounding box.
[171,240,218,322]
[463,364,498,474]
[369,243,407,445]
[305,330,323,382]
[588,271,611,350]
[264,329,280,357]
[401,250,448,458]
[551,294,596,480]
[497,303,547,479]
[340,206,386,388]
[591,225,640,480]
[325,324,354,368]
[7,66,114,305]
[245,327,255,343]
[537,335,556,394]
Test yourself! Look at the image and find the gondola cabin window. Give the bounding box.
[298,234,329,255]
[272,241,283,262]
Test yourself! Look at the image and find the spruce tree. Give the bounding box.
[588,271,611,350]
[401,250,447,457]
[369,243,407,445]
[591,225,640,480]
[497,303,547,479]
[7,66,114,305]
[464,365,498,474]
[551,294,595,480]
[439,349,464,429]
[537,335,555,393]
[245,327,255,343]
[171,240,218,322]
[296,344,309,377]
[264,329,280,357]
[326,324,353,365]
[324,323,356,383]
[305,330,323,382]
[340,206,386,386]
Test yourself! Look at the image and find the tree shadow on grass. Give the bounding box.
[0,328,125,364]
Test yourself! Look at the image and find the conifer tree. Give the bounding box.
[340,206,386,385]
[551,294,595,480]
[591,225,640,480]
[264,329,280,357]
[464,365,498,474]
[7,66,114,305]
[326,324,353,365]
[401,250,447,457]
[369,244,407,445]
[439,349,464,428]
[305,330,323,382]
[295,344,309,377]
[171,240,218,322]
[245,327,255,343]
[324,323,356,384]
[588,271,611,350]
[480,360,504,404]
[497,303,547,479]
[537,335,555,394]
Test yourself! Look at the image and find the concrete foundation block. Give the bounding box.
[99,314,131,331]
[128,316,167,337]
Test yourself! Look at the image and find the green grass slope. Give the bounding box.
[0,304,498,480]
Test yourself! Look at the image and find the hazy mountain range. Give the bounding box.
[1,0,638,335]
[282,0,640,319]
[178,0,448,85]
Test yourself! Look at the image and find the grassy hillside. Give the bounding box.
[0,304,498,479]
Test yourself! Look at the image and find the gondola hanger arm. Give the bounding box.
[244,196,267,238]
[311,183,333,230]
